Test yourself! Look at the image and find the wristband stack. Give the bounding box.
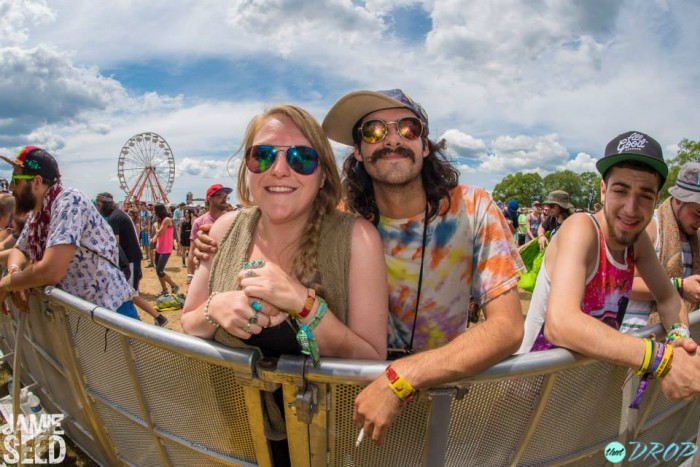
[670,277,684,296]
[385,364,415,403]
[630,323,689,409]
[293,292,327,367]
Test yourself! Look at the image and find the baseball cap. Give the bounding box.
[669,163,700,204]
[322,89,429,146]
[1,146,61,184]
[206,183,233,200]
[596,131,667,182]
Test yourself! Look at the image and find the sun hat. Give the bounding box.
[669,162,700,204]
[322,89,429,146]
[544,190,574,212]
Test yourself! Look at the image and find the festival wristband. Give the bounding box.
[385,364,415,402]
[296,288,316,319]
[654,345,674,379]
[635,338,654,377]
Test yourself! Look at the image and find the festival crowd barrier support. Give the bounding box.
[0,286,698,466]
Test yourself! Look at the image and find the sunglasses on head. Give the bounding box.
[246,145,319,176]
[358,117,424,144]
[11,175,35,182]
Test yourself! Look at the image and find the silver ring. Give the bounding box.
[248,311,259,325]
[244,270,255,278]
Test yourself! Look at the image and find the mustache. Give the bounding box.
[368,146,416,163]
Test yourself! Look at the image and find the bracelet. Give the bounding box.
[203,292,220,328]
[295,298,327,366]
[1,276,9,293]
[6,264,20,275]
[654,345,674,379]
[296,288,316,319]
[635,338,654,377]
[666,323,690,343]
[186,274,194,284]
[386,364,415,402]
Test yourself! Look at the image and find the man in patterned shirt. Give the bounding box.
[0,146,137,318]
[323,89,525,444]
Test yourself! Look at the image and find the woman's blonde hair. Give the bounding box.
[235,105,342,294]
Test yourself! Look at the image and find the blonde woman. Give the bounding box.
[182,105,387,361]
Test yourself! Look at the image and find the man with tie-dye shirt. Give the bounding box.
[323,89,525,445]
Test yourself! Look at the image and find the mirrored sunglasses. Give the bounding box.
[358,117,424,144]
[246,145,319,176]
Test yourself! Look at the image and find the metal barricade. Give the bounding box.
[0,286,698,467]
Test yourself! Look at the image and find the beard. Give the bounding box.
[14,184,36,214]
[603,205,642,246]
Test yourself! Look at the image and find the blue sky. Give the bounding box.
[1,0,698,204]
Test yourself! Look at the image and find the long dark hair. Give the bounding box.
[153,203,171,221]
[342,138,459,224]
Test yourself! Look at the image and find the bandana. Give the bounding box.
[26,183,63,262]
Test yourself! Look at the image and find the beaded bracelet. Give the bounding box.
[666,323,691,343]
[203,292,220,328]
[295,298,327,366]
[386,364,415,402]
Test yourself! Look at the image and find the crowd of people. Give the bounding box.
[1,88,698,456]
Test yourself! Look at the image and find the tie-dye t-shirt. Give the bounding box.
[382,185,524,351]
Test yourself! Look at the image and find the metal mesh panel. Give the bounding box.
[128,338,258,462]
[675,401,700,443]
[93,399,163,466]
[329,384,429,466]
[444,376,544,466]
[633,409,689,467]
[160,436,252,467]
[519,362,626,466]
[66,313,142,415]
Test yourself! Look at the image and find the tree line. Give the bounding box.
[491,138,700,209]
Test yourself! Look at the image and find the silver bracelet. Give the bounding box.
[203,292,220,328]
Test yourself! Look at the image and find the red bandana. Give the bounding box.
[26,183,63,262]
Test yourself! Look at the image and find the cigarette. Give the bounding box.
[355,428,364,447]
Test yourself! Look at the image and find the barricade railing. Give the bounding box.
[0,286,697,467]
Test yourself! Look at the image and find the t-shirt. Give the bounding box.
[172,208,183,228]
[190,211,216,242]
[107,208,142,263]
[16,187,134,311]
[517,213,527,235]
[383,185,524,352]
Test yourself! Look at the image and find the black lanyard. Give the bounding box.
[405,206,429,353]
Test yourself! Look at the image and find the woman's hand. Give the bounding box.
[238,262,307,315]
[206,290,282,339]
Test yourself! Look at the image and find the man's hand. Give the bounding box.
[538,235,548,251]
[193,223,217,264]
[353,373,403,446]
[659,345,700,401]
[681,275,700,302]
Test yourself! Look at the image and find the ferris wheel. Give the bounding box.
[117,132,175,204]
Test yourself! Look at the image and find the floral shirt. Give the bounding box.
[382,185,524,351]
[16,187,134,311]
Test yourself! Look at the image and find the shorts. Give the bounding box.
[116,301,140,320]
[140,230,149,246]
[155,252,170,277]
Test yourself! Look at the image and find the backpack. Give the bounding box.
[155,293,185,311]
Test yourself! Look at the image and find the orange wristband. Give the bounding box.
[297,288,316,319]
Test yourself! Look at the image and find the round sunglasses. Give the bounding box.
[246,145,320,176]
[358,117,424,144]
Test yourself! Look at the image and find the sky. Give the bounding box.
[1,0,698,204]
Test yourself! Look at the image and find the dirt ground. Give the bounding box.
[136,249,188,332]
